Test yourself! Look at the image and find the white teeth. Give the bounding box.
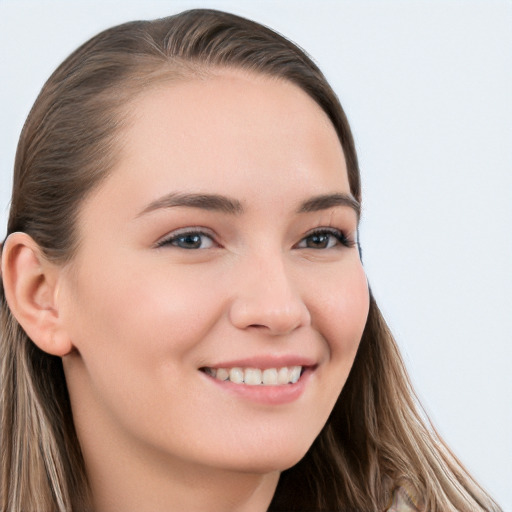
[277,367,290,385]
[244,368,262,386]
[229,367,244,384]
[262,368,278,386]
[207,366,303,385]
[289,366,301,384]
[216,368,229,381]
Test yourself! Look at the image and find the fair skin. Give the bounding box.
[2,70,369,512]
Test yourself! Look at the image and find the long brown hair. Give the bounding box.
[0,9,501,512]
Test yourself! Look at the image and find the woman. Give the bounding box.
[0,9,502,512]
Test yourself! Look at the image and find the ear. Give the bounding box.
[1,232,73,356]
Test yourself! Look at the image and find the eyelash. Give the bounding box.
[295,228,354,250]
[156,227,355,250]
[156,229,217,250]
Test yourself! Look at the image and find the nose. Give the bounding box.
[228,254,311,336]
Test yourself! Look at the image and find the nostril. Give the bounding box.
[228,280,311,334]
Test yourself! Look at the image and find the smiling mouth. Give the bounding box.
[200,366,305,386]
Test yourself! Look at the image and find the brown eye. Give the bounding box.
[306,233,332,249]
[296,229,350,250]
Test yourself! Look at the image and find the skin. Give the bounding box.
[4,70,370,512]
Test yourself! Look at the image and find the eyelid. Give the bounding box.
[153,226,356,250]
[295,227,356,249]
[155,227,219,249]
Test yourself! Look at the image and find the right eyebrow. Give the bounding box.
[136,192,244,218]
[297,193,361,220]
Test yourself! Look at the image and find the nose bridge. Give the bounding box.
[228,247,311,335]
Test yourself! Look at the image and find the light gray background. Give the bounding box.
[1,0,510,509]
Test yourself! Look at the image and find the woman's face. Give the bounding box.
[59,70,369,476]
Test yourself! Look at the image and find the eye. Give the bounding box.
[295,228,352,250]
[156,230,216,250]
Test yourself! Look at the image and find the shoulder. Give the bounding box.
[385,482,424,512]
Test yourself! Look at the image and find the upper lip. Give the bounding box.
[201,355,318,370]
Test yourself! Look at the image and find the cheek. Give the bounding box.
[64,259,226,365]
[123,264,229,350]
[61,260,228,433]
[312,262,369,360]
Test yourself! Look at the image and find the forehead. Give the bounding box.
[124,71,346,183]
[82,70,350,224]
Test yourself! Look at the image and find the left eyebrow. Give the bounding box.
[297,193,361,219]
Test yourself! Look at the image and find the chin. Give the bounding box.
[210,436,314,475]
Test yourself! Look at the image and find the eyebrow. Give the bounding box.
[297,193,361,219]
[137,191,360,218]
[137,192,244,217]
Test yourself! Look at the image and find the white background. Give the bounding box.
[1,0,510,509]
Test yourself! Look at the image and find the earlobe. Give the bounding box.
[1,232,73,357]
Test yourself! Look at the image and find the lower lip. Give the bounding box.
[202,367,314,405]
